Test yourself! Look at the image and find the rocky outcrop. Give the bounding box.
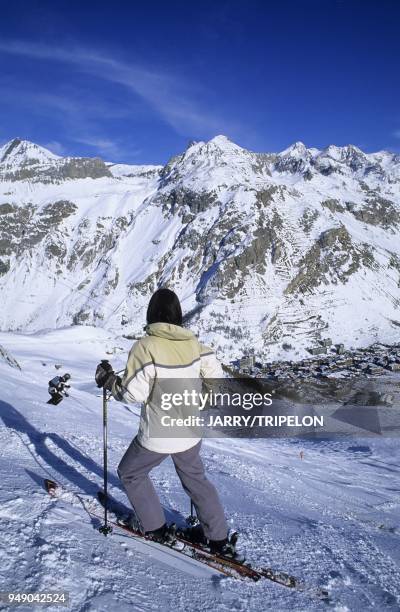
[0,344,21,369]
[286,226,375,294]
[158,188,218,216]
[0,139,112,183]
[349,197,400,229]
[0,157,112,183]
[0,201,77,267]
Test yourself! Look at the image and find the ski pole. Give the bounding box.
[99,386,112,535]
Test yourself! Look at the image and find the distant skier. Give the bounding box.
[47,373,71,405]
[95,288,239,558]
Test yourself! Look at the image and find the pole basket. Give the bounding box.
[99,524,113,536]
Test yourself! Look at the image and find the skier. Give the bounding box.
[95,288,239,558]
[47,373,71,405]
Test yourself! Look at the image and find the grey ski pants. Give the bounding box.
[117,437,228,541]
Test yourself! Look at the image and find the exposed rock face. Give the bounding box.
[0,135,399,361]
[0,344,21,369]
[0,138,111,183]
[0,200,78,274]
[348,197,400,229]
[286,226,375,294]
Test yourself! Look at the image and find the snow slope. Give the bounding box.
[1,328,400,611]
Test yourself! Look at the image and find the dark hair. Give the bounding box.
[146,288,183,326]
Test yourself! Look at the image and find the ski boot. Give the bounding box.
[145,523,180,547]
[209,531,245,563]
[119,512,141,532]
[178,523,207,546]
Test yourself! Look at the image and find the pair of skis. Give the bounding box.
[44,479,329,601]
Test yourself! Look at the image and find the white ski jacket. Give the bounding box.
[112,322,223,453]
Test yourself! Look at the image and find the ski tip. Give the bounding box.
[44,479,58,495]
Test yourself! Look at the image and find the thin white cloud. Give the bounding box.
[42,140,66,156]
[0,80,132,122]
[393,130,400,139]
[0,79,139,161]
[0,40,234,137]
[72,135,141,160]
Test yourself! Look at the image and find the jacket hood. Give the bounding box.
[145,322,195,341]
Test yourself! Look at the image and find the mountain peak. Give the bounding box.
[279,141,310,158]
[181,135,246,166]
[9,137,22,147]
[206,135,247,154]
[282,140,307,154]
[323,143,365,159]
[0,138,60,165]
[208,134,233,146]
[291,140,307,150]
[0,138,23,162]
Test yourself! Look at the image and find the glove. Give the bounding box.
[95,360,114,388]
[104,373,120,392]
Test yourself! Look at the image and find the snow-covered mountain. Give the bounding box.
[1,135,399,361]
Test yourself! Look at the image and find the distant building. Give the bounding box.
[334,356,352,365]
[319,338,332,347]
[335,343,345,354]
[307,346,327,355]
[240,355,255,371]
[367,364,385,375]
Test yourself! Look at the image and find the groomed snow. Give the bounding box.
[1,327,399,611]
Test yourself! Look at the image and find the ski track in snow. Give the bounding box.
[0,328,400,611]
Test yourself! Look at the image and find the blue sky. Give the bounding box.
[0,0,399,164]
